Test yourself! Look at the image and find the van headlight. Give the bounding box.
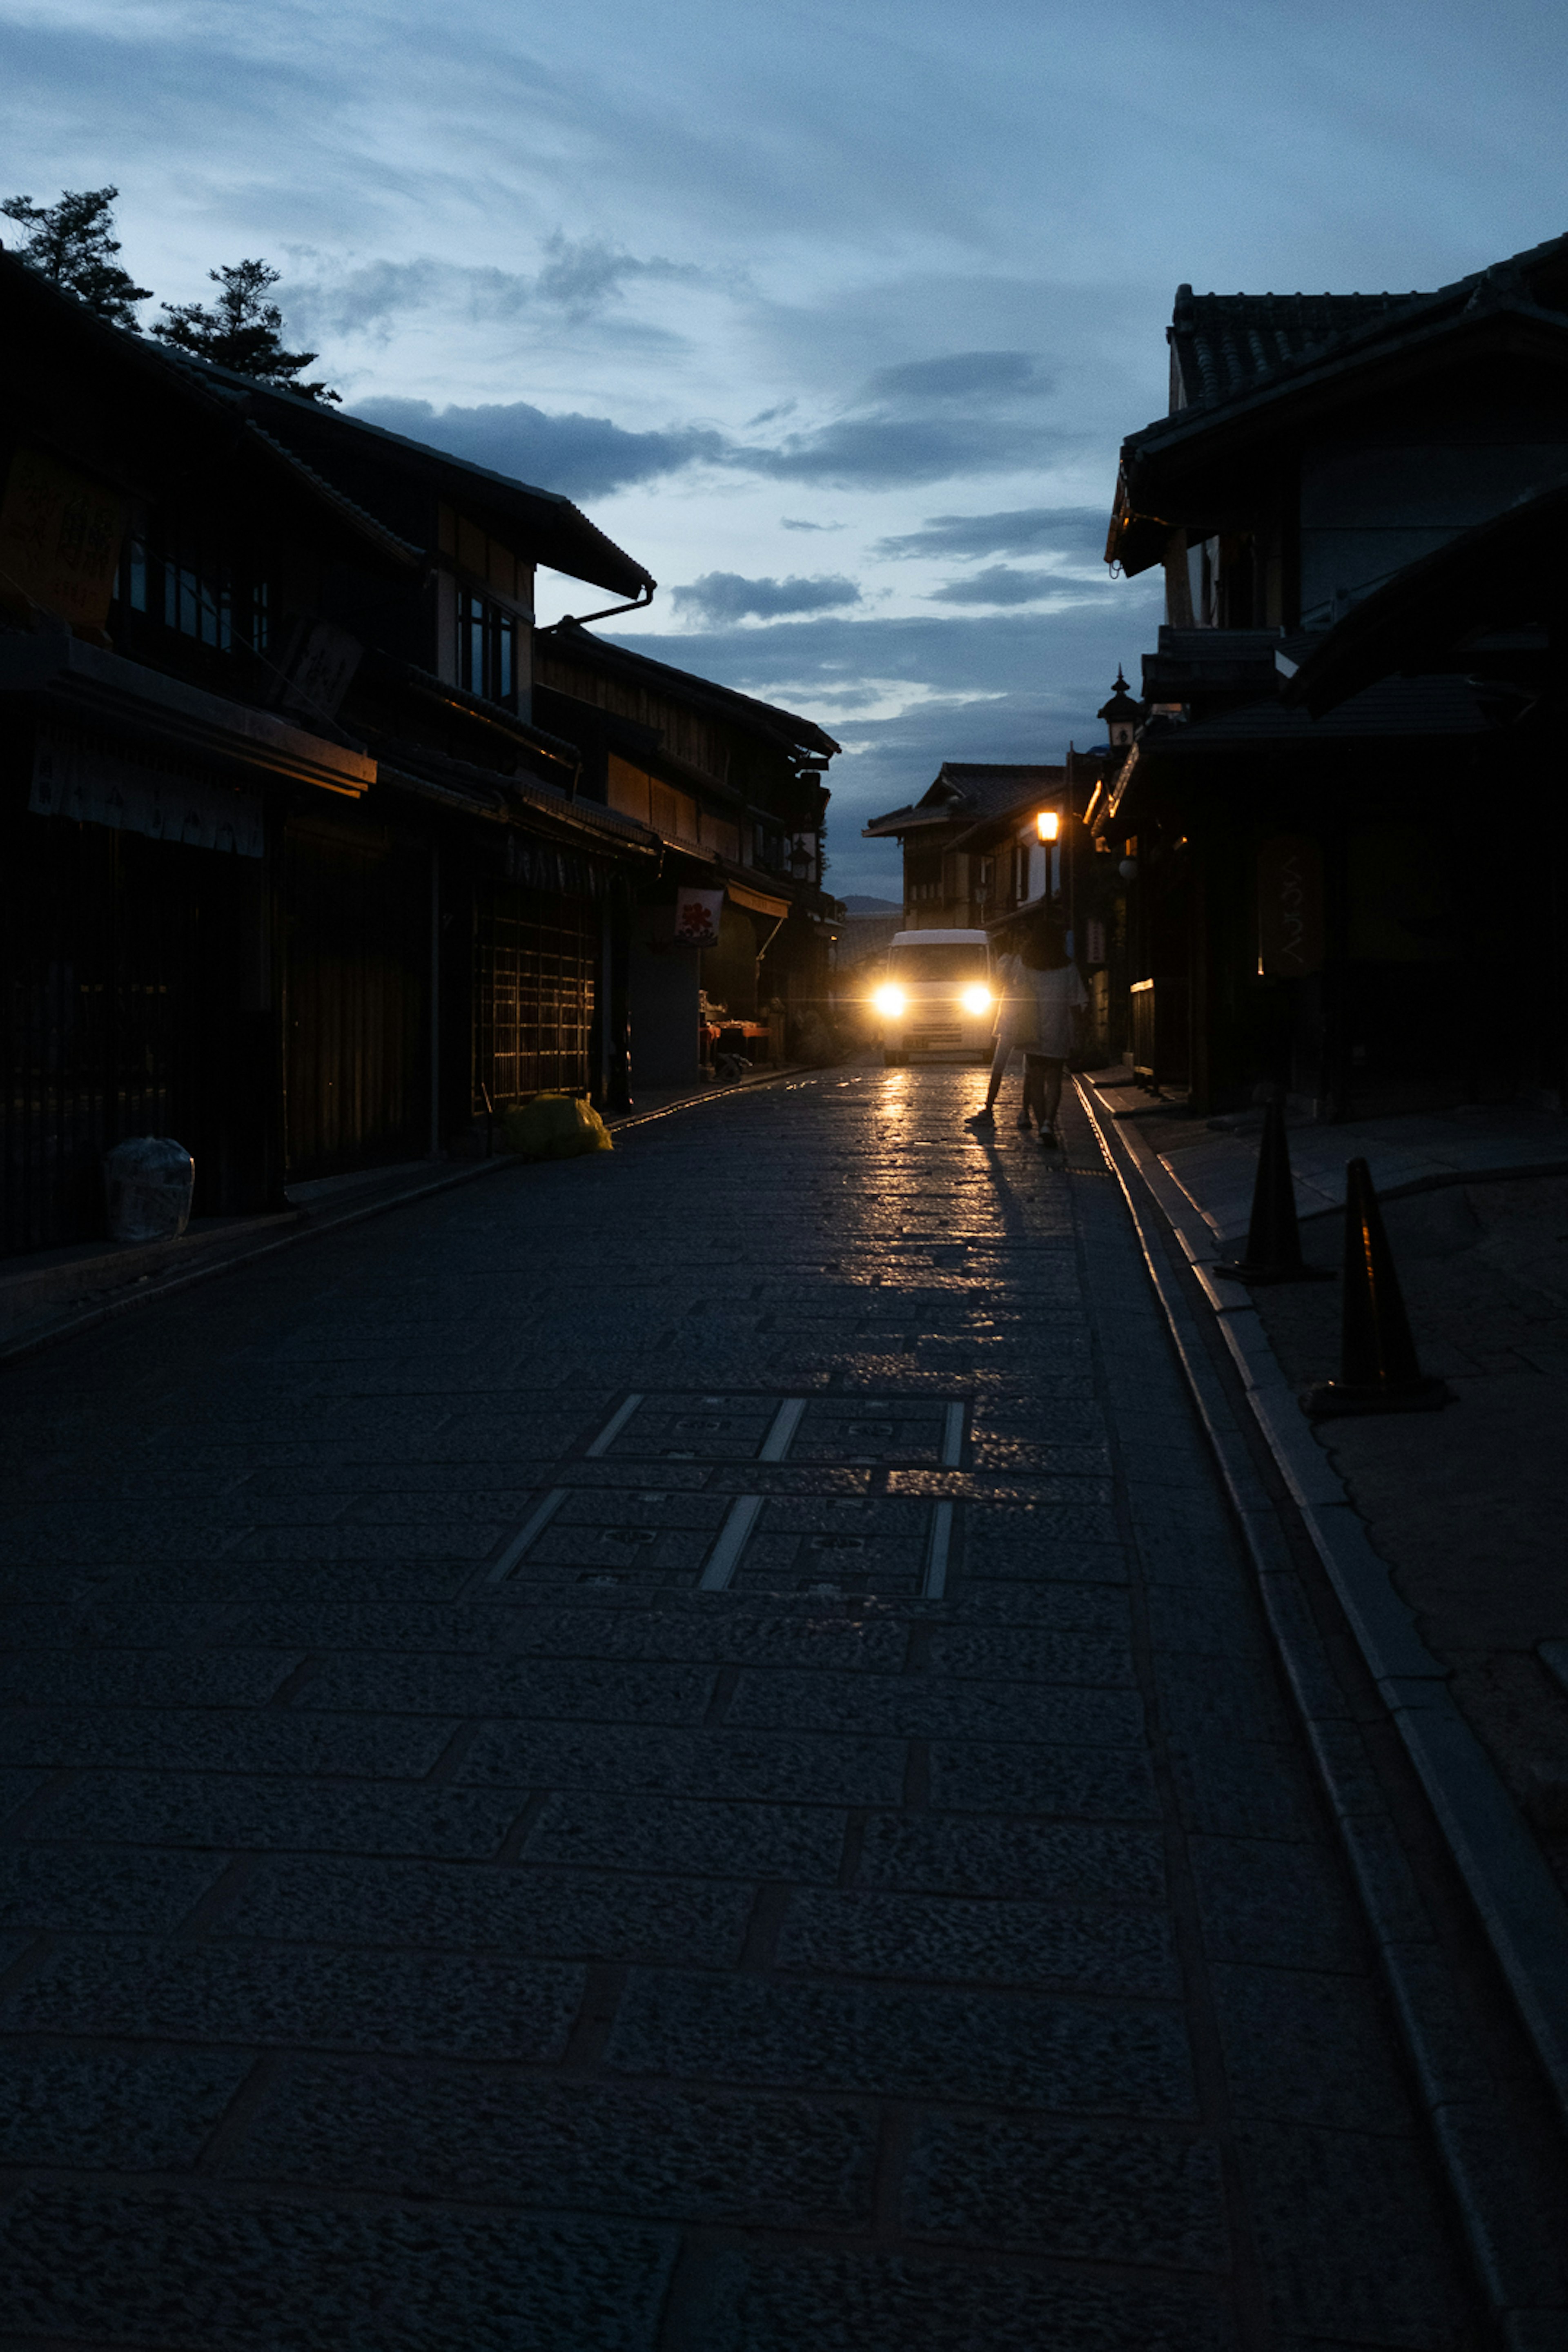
[960,984,992,1016]
[872,984,907,1018]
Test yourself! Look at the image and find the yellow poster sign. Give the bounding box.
[0,447,127,628]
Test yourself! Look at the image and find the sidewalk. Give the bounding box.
[1102,1078,1568,1254]
[1082,1070,1568,2007]
[0,1067,811,1365]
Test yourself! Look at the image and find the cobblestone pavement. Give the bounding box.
[0,1069,1484,2350]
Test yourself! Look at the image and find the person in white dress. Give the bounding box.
[964,930,1036,1131]
[1017,912,1087,1147]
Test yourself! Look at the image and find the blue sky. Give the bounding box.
[4,0,1565,893]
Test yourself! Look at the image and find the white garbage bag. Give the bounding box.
[104,1136,195,1244]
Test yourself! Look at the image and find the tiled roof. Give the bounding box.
[1169,288,1417,410]
[1161,229,1568,425]
[928,762,1065,812]
[863,762,1064,839]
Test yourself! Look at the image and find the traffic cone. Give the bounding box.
[1301,1157,1451,1417]
[1216,1100,1331,1284]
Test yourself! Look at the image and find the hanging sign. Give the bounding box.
[1257,835,1324,977]
[0,447,126,628]
[674,887,724,949]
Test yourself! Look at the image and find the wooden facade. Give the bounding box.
[0,250,662,1256]
[1094,233,1568,1116]
[535,624,840,1085]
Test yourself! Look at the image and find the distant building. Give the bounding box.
[861,763,1066,930]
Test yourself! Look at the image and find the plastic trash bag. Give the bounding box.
[104,1136,195,1242]
[498,1093,614,1162]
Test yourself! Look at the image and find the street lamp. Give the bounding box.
[1036,809,1060,842]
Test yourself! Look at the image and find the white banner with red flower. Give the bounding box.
[674,887,724,949]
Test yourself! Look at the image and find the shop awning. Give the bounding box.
[725,879,791,920]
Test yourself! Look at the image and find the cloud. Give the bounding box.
[286,258,532,339]
[535,232,699,318]
[731,347,1060,487]
[928,564,1111,606]
[862,350,1047,403]
[347,394,726,499]
[875,506,1109,561]
[671,572,863,624]
[744,415,1054,487]
[780,516,844,532]
[282,238,698,343]
[350,381,1060,502]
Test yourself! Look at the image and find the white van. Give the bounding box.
[871,929,995,1067]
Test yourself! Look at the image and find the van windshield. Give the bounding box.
[886,943,988,983]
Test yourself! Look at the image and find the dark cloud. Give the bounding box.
[287,259,532,339]
[536,232,699,317]
[744,415,1053,487]
[862,350,1045,403]
[929,564,1109,606]
[732,348,1059,487]
[875,506,1109,561]
[349,393,1056,499]
[780,516,845,531]
[671,572,862,623]
[347,395,726,499]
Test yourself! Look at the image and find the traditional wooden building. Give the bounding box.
[862,763,1067,930]
[535,625,839,1085]
[1,250,662,1254]
[1096,232,1568,1115]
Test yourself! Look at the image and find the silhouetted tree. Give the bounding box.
[152,258,339,402]
[1,186,152,329]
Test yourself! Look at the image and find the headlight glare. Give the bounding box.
[960,984,992,1016]
[871,983,907,1018]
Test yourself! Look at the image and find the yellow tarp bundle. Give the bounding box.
[499,1093,614,1162]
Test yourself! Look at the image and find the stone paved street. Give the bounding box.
[0,1069,1487,2349]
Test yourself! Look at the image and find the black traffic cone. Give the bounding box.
[1302,1157,1451,1418]
[1216,1100,1331,1284]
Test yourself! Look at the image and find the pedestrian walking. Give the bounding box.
[964,927,1035,1131]
[1017,910,1087,1149]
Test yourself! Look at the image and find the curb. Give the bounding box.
[0,1066,825,1369]
[1074,1075,1568,2339]
[603,1062,815,1134]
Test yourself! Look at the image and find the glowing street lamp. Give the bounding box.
[1036,808,1060,842]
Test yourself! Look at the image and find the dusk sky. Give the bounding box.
[5,0,1565,894]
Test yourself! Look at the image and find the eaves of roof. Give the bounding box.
[171,361,656,599]
[861,806,951,837]
[541,621,841,760]
[378,742,661,856]
[0,630,376,798]
[392,663,584,773]
[1127,673,1492,756]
